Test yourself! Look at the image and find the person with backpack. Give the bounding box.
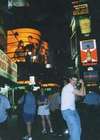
[18,85,36,140]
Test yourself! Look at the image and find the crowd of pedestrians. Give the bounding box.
[0,75,100,140]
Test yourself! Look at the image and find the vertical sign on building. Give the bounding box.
[80,39,98,66]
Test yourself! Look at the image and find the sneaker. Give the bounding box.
[58,134,63,136]
[64,129,69,134]
[22,136,32,140]
[50,129,53,133]
[28,137,32,140]
[41,129,47,134]
[23,135,29,140]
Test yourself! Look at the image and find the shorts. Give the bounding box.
[38,105,50,116]
[23,113,34,123]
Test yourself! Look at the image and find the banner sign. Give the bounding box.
[0,49,17,82]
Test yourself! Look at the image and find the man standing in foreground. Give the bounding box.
[61,76,86,140]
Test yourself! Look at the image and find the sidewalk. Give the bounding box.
[7,115,68,140]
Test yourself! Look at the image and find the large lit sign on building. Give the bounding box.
[7,28,49,64]
[0,49,17,82]
[80,39,98,66]
[83,70,99,84]
[79,17,91,34]
[72,4,89,16]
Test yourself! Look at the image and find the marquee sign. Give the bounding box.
[0,49,17,82]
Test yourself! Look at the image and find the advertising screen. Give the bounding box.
[79,17,91,34]
[7,28,48,64]
[72,4,89,16]
[80,39,98,66]
[83,71,99,84]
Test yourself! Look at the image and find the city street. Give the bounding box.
[7,115,68,140]
[6,105,100,140]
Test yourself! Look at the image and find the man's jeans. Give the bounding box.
[62,109,81,140]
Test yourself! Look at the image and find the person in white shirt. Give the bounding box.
[61,76,86,140]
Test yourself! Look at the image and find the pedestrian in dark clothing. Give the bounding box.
[18,86,36,140]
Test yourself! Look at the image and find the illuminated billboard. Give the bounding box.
[72,4,89,16]
[80,39,98,66]
[7,28,48,64]
[79,17,91,34]
[0,49,17,82]
[83,70,99,84]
